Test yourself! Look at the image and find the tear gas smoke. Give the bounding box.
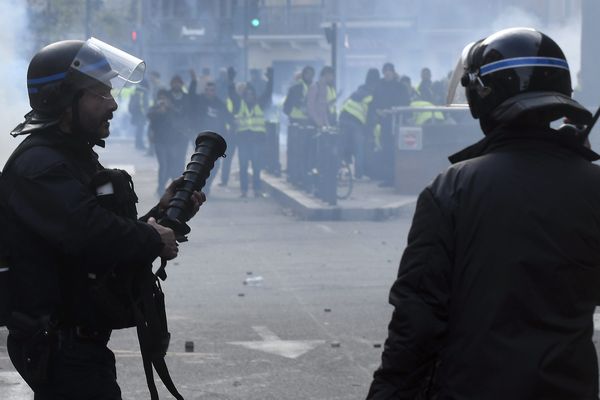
[0,1,31,166]
[341,3,581,101]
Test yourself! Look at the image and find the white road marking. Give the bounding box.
[594,314,600,331]
[112,349,219,358]
[0,371,33,400]
[253,325,280,341]
[106,164,136,175]
[316,224,334,233]
[229,326,325,359]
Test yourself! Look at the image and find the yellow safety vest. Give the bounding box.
[236,101,266,133]
[327,85,337,117]
[373,123,382,151]
[119,85,135,101]
[289,81,309,121]
[226,98,234,130]
[341,95,372,125]
[410,100,444,126]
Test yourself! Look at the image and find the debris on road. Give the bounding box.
[243,276,264,286]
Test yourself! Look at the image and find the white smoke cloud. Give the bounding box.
[0,0,30,166]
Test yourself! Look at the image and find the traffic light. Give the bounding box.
[248,0,260,29]
[131,30,138,42]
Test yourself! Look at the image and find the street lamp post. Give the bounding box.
[243,0,249,82]
[85,0,91,38]
[581,0,600,107]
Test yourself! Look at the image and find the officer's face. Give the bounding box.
[78,83,118,139]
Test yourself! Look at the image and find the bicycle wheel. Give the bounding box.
[336,163,353,200]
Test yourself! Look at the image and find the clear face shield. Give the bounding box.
[69,37,145,98]
[12,38,145,136]
[446,41,478,108]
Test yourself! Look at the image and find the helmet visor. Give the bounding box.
[70,37,145,96]
[446,41,477,107]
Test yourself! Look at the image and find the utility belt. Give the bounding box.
[57,326,112,345]
[7,312,112,389]
[8,312,110,345]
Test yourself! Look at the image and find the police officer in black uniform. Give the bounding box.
[1,39,204,399]
[367,28,600,400]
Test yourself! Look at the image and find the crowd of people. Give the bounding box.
[283,62,449,187]
[127,62,450,196]
[127,66,273,197]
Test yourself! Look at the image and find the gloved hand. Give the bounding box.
[558,118,590,148]
[158,176,206,218]
[266,67,274,81]
[148,218,178,260]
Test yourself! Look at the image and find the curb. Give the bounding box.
[260,173,417,221]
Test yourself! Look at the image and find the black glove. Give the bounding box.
[227,66,236,82]
[557,120,590,148]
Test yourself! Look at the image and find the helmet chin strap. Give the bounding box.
[70,90,106,148]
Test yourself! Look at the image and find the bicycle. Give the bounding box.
[336,159,353,200]
[313,125,354,203]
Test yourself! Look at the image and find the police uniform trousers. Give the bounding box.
[7,330,121,400]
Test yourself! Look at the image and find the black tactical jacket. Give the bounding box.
[1,129,163,329]
[368,125,600,400]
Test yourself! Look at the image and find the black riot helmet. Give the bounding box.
[13,37,145,136]
[447,28,591,128]
[27,40,85,116]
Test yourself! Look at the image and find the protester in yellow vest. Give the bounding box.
[283,66,315,124]
[128,80,149,150]
[339,68,380,179]
[227,66,273,197]
[410,100,445,125]
[218,97,236,187]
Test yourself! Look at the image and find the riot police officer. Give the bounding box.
[367,28,600,399]
[1,39,204,399]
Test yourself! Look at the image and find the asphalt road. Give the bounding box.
[0,140,410,399]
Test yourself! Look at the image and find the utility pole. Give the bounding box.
[331,22,337,88]
[243,0,249,82]
[85,0,91,38]
[581,0,600,107]
[339,2,347,93]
